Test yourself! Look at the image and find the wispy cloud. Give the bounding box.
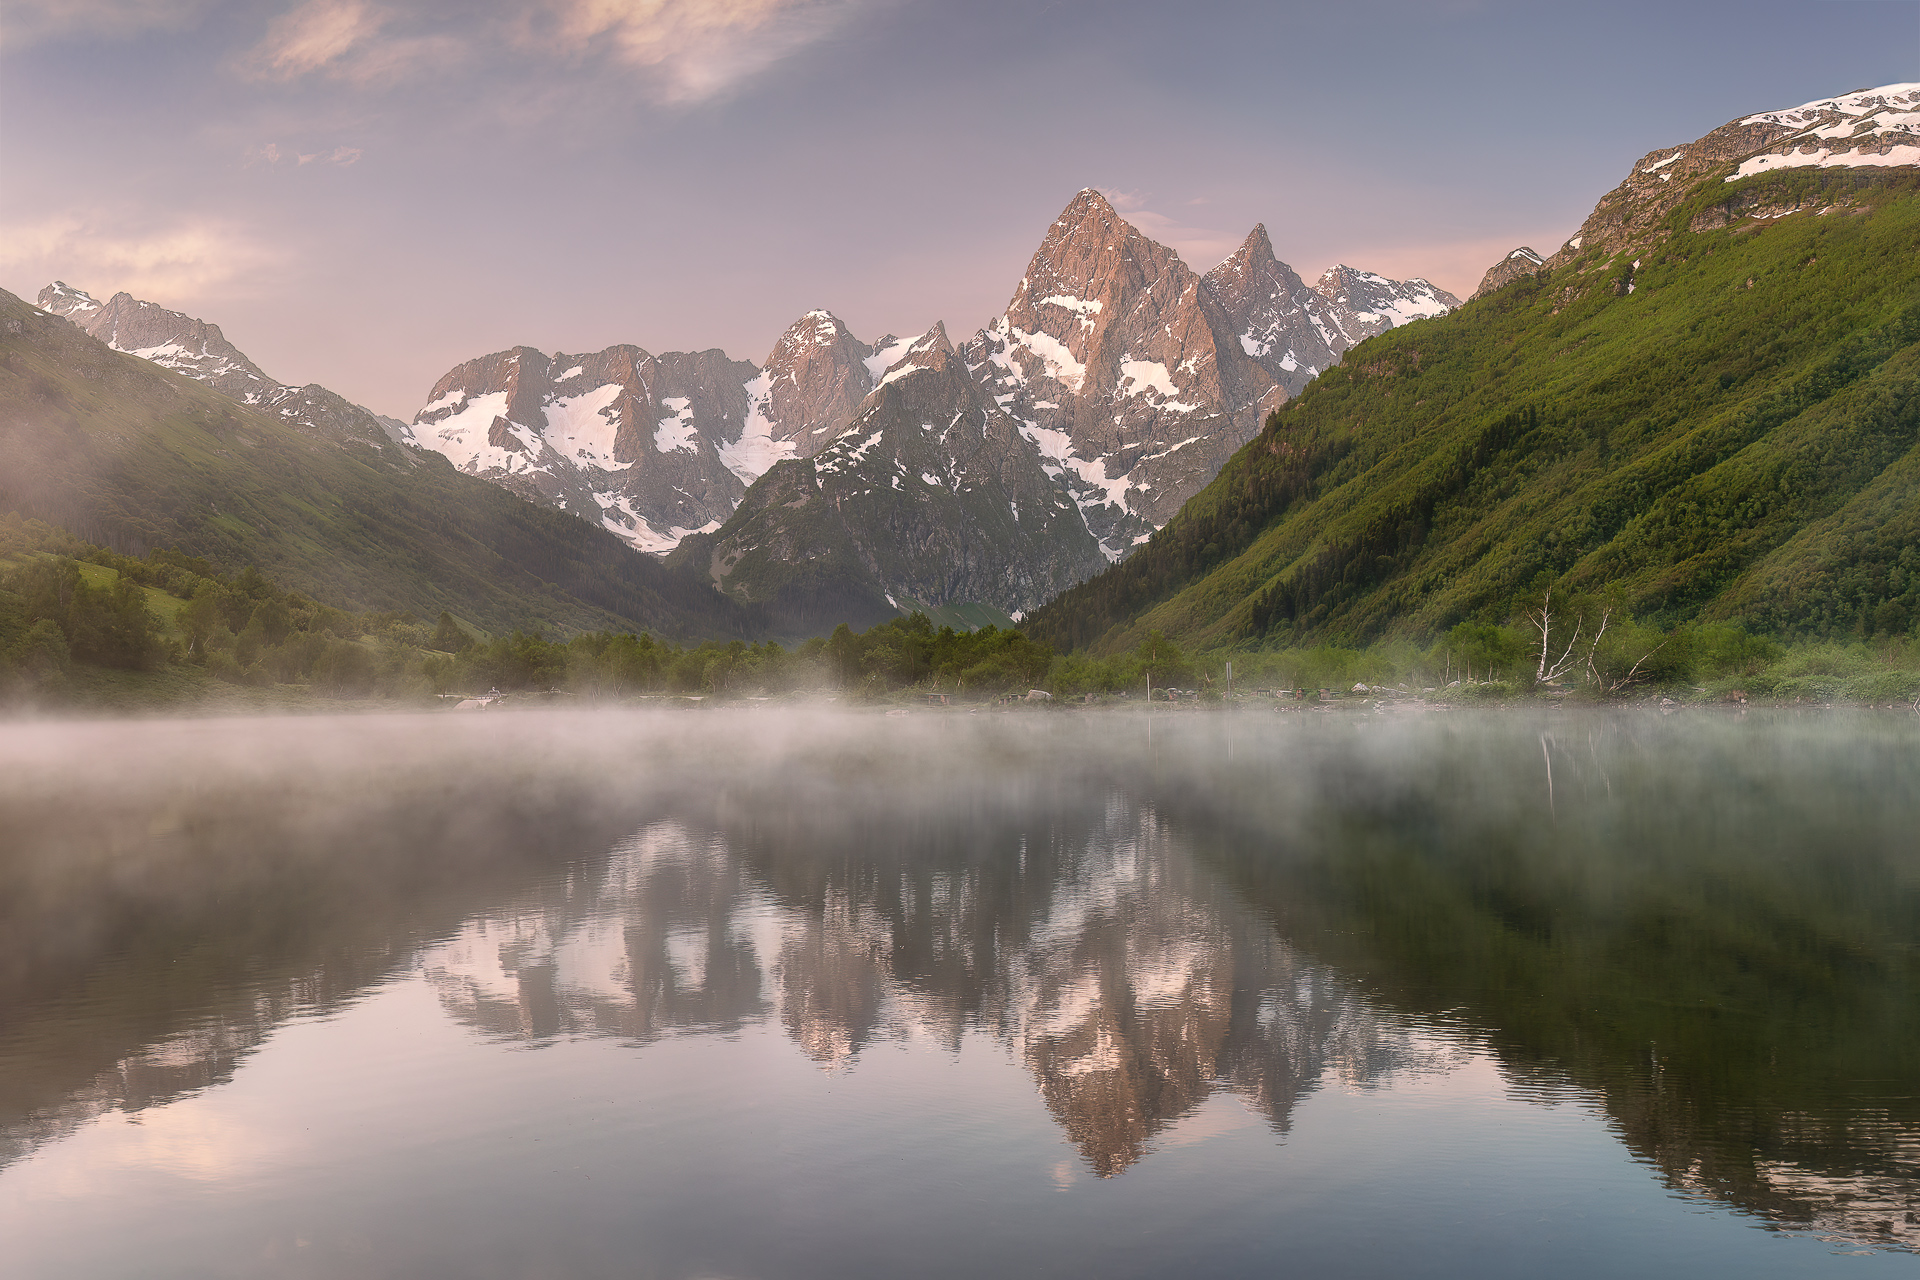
[533,0,870,103]
[245,142,365,167]
[248,0,386,77]
[0,213,282,302]
[236,0,869,102]
[0,0,214,49]
[240,0,464,85]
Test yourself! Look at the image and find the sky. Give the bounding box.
[3,0,1917,419]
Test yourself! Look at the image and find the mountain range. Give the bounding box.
[0,290,757,641]
[32,193,1452,631]
[397,192,1454,564]
[18,82,1915,658]
[391,190,1455,622]
[1027,83,1920,654]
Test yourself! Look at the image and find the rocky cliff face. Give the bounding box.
[1470,247,1545,300]
[679,328,1106,629]
[961,189,1286,558]
[405,344,764,552]
[34,283,402,453]
[1309,265,1460,346]
[1202,225,1339,398]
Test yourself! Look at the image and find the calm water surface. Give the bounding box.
[0,708,1915,1278]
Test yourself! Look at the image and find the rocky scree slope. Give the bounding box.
[0,289,758,640]
[1024,83,1920,654]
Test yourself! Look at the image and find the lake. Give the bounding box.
[1,707,1915,1278]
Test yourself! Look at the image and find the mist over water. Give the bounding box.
[1,708,1916,1277]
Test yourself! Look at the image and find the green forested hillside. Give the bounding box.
[0,291,759,642]
[1026,168,1920,654]
[0,517,1051,706]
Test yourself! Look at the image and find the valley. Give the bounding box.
[5,83,1920,710]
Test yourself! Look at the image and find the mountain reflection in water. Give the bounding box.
[421,808,1454,1179]
[0,709,1915,1269]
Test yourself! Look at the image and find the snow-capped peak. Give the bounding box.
[1309,265,1459,348]
[1727,81,1920,181]
[869,322,953,390]
[1741,82,1920,131]
[37,281,101,316]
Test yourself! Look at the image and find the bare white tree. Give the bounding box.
[1530,588,1676,695]
[1527,590,1604,684]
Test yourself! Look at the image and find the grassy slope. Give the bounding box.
[1026,169,1920,654]
[0,292,760,642]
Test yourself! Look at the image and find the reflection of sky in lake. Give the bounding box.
[0,709,1915,1277]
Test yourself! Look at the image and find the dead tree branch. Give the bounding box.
[1607,635,1671,694]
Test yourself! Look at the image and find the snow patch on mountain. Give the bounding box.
[723,371,796,483]
[653,397,698,454]
[1009,326,1086,393]
[863,334,916,381]
[419,392,521,473]
[549,384,629,469]
[878,363,929,390]
[1117,358,1195,408]
[1040,295,1103,331]
[1731,144,1920,179]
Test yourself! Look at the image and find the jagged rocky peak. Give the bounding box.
[1309,265,1461,347]
[1204,223,1303,311]
[1202,224,1335,398]
[866,320,954,386]
[1545,82,1920,273]
[1470,247,1546,300]
[747,308,876,459]
[998,188,1184,358]
[966,188,1281,559]
[993,188,1278,419]
[36,281,102,320]
[1205,228,1462,390]
[693,314,1105,629]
